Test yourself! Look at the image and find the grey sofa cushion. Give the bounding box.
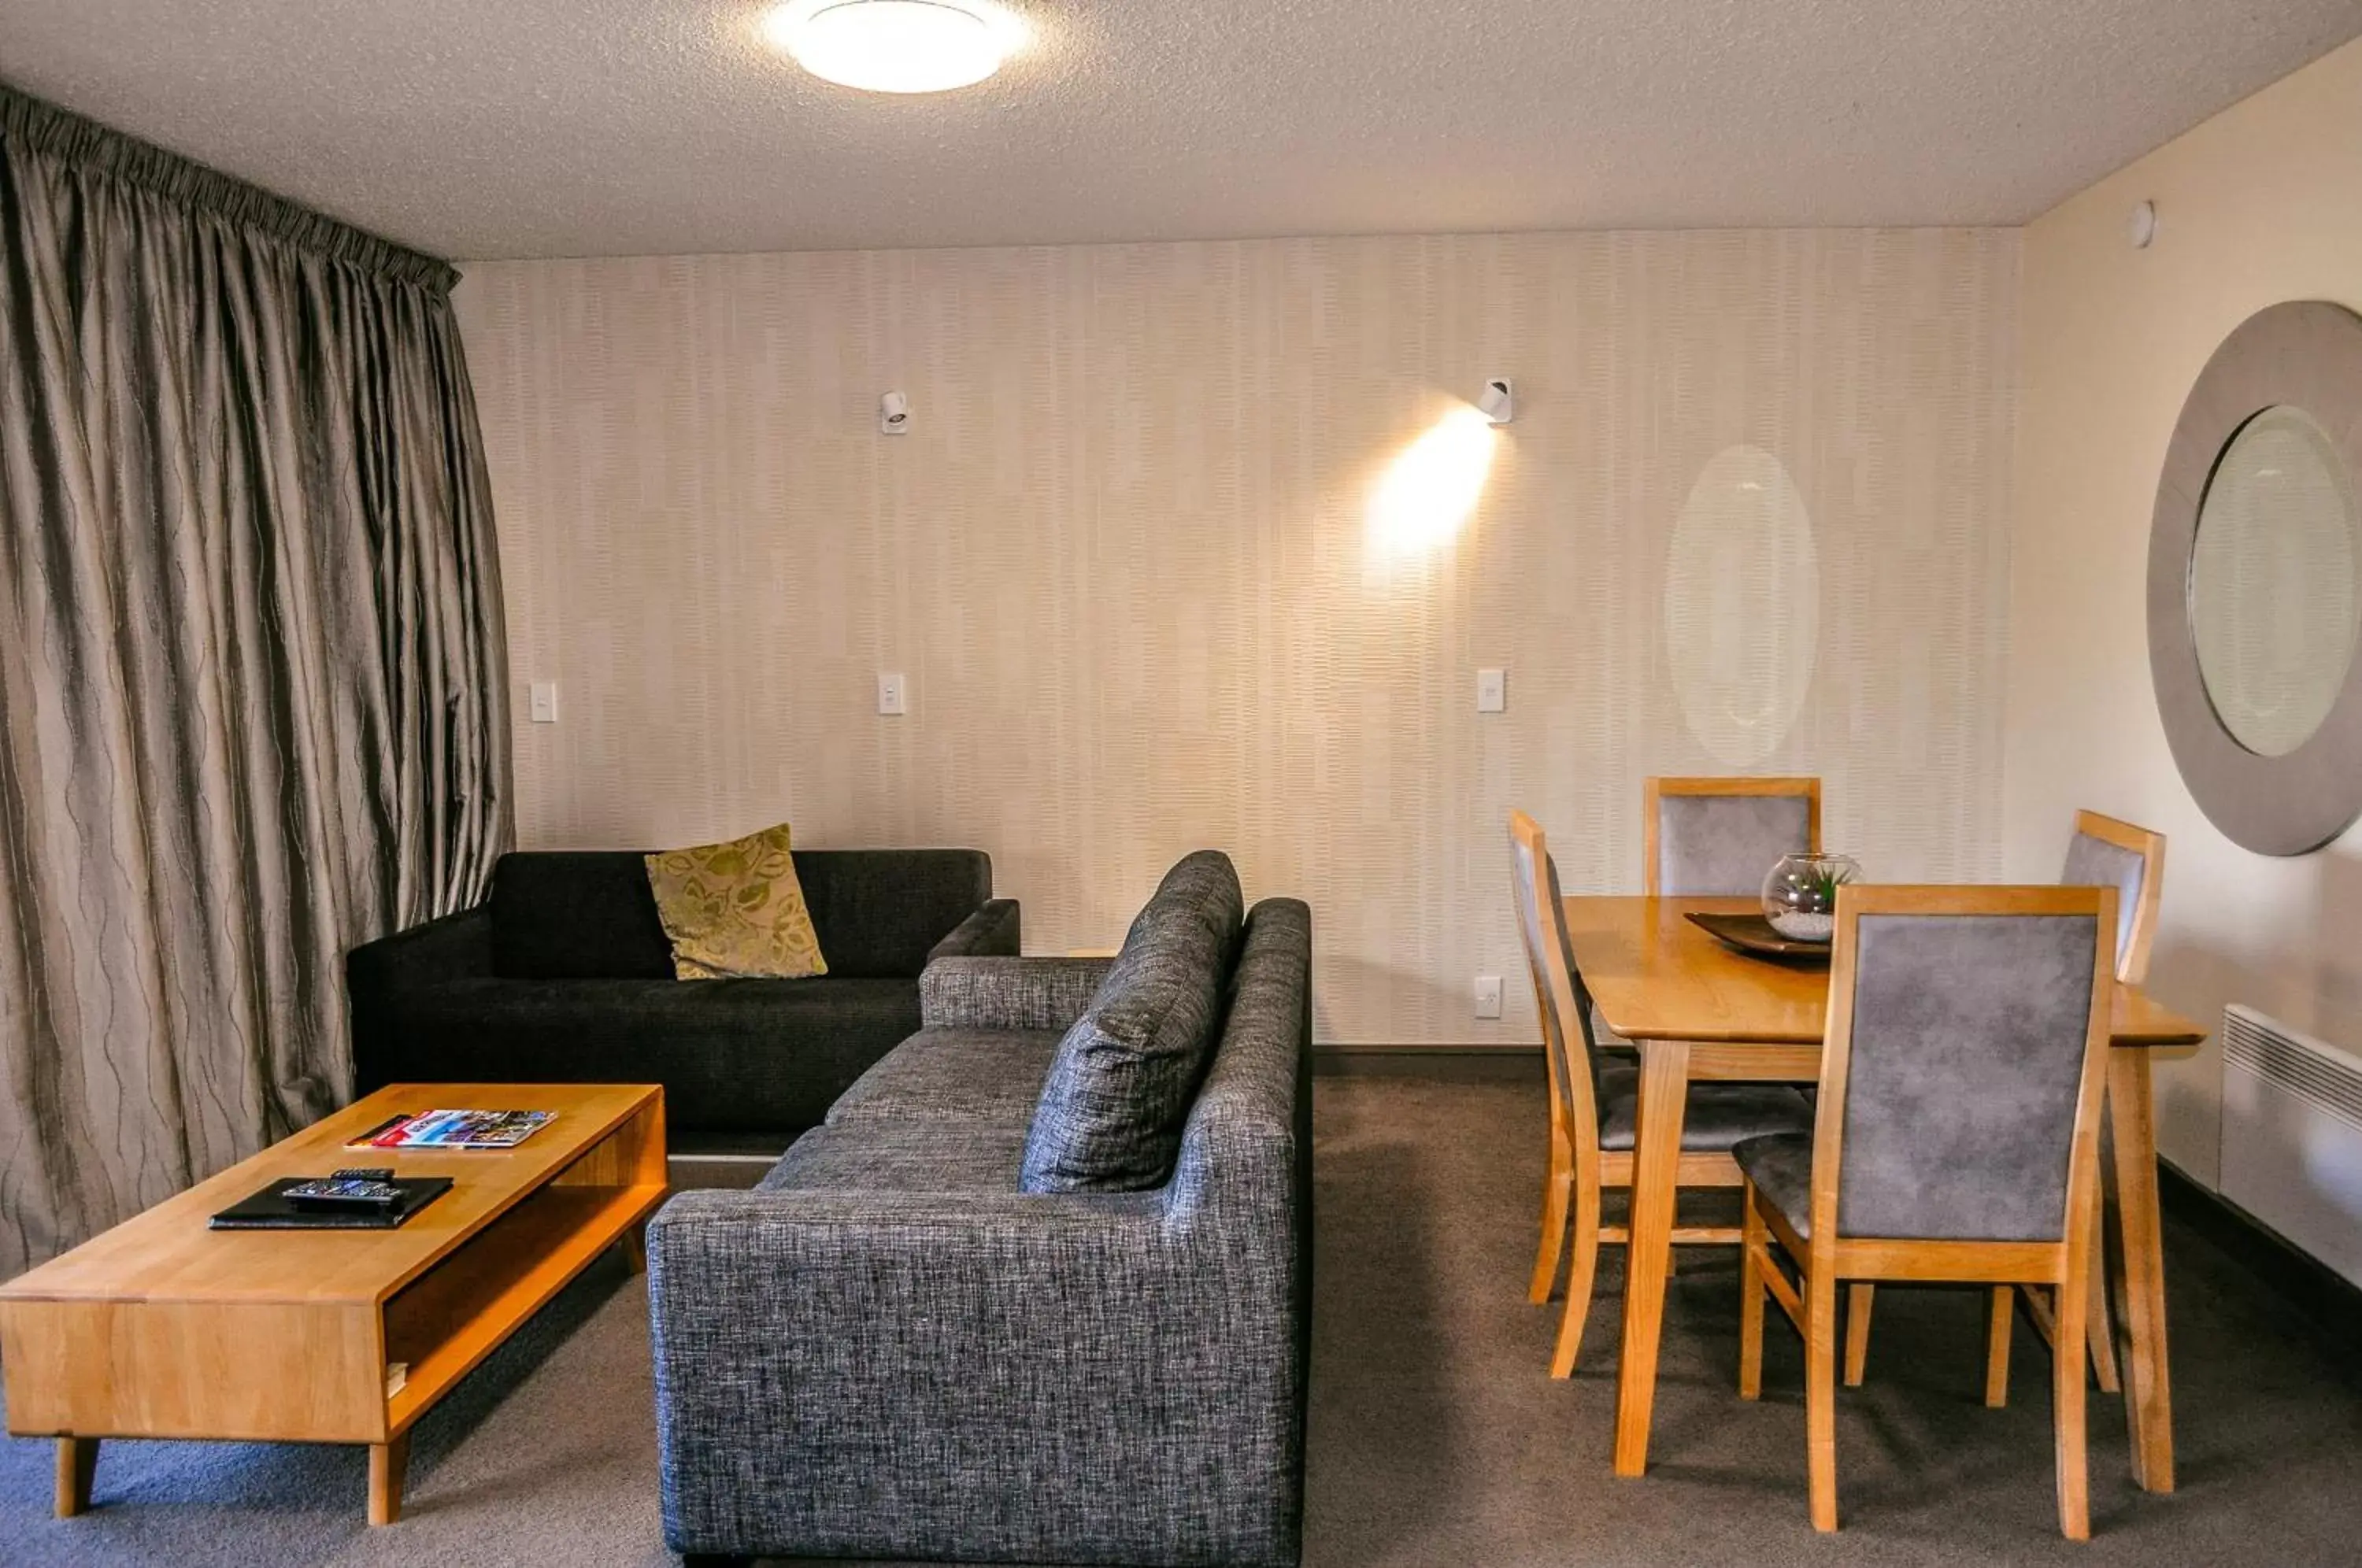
[1020,852,1245,1193]
[1597,1063,1814,1152]
[1655,792,1813,897]
[1733,1131,1818,1237]
[825,1025,1064,1129]
[757,1121,1031,1193]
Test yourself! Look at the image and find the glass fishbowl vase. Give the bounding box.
[1761,853,1862,943]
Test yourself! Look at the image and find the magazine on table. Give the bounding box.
[346,1108,557,1151]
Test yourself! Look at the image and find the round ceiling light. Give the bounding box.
[764,0,1024,94]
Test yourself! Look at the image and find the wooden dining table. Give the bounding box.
[1560,894,2208,1488]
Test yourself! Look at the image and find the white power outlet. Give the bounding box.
[1473,974,1504,1019]
[528,681,559,723]
[1475,668,1506,713]
[876,672,907,716]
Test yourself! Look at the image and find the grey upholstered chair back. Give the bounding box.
[1508,819,1600,1111]
[1652,787,1816,897]
[2060,828,2150,982]
[1833,909,2104,1243]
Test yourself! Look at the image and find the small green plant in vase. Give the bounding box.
[1762,853,1862,943]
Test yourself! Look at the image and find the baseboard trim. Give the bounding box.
[1312,1044,1544,1080]
[2158,1160,2362,1355]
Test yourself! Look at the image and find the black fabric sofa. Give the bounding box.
[347,849,1017,1136]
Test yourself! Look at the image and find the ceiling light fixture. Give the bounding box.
[764,0,1024,94]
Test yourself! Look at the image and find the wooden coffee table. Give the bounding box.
[0,1082,665,1525]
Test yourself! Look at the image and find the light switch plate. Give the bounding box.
[876,672,907,716]
[1473,974,1504,1019]
[528,681,559,723]
[1476,668,1506,713]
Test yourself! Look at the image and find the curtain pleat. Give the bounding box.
[0,87,509,1275]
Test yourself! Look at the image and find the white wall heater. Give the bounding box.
[2219,1004,2362,1291]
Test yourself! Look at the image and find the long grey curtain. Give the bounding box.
[0,88,510,1276]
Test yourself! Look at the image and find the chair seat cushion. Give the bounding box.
[1597,1064,1813,1153]
[757,1121,1029,1194]
[1732,1132,1817,1238]
[825,1026,1064,1129]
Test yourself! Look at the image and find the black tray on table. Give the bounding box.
[1684,911,1833,963]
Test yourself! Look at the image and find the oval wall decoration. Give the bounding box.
[1664,445,1820,767]
[2149,300,2362,856]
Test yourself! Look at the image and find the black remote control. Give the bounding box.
[285,1174,403,1207]
[333,1167,395,1182]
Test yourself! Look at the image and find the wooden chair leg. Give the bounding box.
[2084,1184,2122,1394]
[2055,1260,2092,1540]
[1549,1178,1602,1378]
[1528,1136,1573,1304]
[1806,1265,1841,1532]
[1738,1185,1766,1400]
[1843,1283,1874,1387]
[1984,1285,2014,1409]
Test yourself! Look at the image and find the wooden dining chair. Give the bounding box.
[1844,809,2166,1397]
[1734,883,2119,1538]
[1643,776,1821,896]
[1509,810,1814,1375]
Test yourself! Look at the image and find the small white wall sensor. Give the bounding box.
[2128,201,2158,250]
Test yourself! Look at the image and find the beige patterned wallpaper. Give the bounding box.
[454,227,2018,1045]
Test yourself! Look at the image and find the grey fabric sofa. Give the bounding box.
[646,855,1312,1567]
[347,848,1017,1137]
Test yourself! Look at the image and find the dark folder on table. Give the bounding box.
[209,1176,454,1230]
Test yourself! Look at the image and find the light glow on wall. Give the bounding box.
[1368,405,1498,560]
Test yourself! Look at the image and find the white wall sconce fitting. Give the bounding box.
[2128,200,2159,250]
[880,390,910,433]
[1478,378,1513,425]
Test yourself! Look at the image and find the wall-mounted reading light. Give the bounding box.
[1477,378,1513,425]
[880,390,910,434]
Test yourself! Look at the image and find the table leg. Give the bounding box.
[619,1219,648,1275]
[368,1433,410,1525]
[55,1435,98,1518]
[2107,1049,2174,1492]
[1614,1038,1690,1477]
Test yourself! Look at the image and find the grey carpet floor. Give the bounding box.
[9,1072,2362,1566]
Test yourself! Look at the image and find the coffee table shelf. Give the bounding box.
[383,1179,660,1432]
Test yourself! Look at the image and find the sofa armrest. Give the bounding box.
[920,954,1111,1031]
[924,896,1021,963]
[646,1186,1298,1566]
[346,906,494,1095]
[347,905,494,989]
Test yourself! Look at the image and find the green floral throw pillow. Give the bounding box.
[644,822,827,980]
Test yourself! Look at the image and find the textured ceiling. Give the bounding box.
[4,1,2360,260]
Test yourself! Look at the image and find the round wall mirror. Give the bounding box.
[2149,301,2362,855]
[2188,405,2362,757]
